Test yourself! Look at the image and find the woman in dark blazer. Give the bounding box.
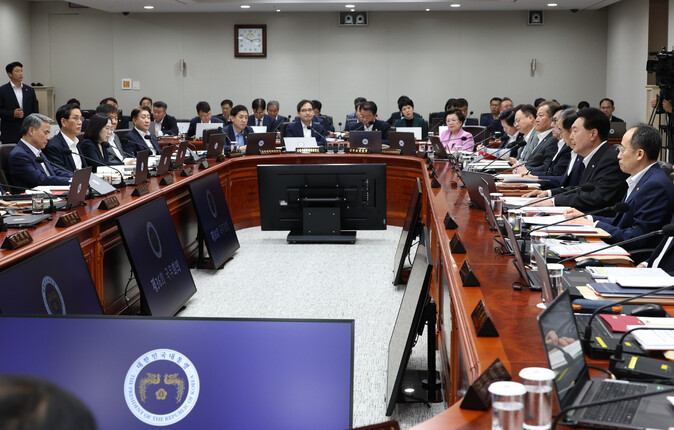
[393,98,428,139]
[79,113,113,172]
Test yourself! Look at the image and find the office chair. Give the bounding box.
[0,144,16,192]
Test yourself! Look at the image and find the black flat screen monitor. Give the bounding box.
[187,173,240,269]
[0,237,102,315]
[393,177,423,285]
[386,225,433,416]
[258,163,387,243]
[0,315,354,430]
[116,198,197,316]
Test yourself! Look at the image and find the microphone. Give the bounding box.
[101,141,135,160]
[338,122,343,133]
[64,149,127,188]
[350,121,373,132]
[524,202,630,237]
[306,126,328,149]
[35,156,74,176]
[472,141,527,173]
[558,223,674,265]
[513,184,595,209]
[502,153,545,173]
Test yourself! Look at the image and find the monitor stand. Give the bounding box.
[286,207,356,244]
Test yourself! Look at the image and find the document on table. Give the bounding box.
[521,215,587,225]
[547,242,629,258]
[586,267,674,288]
[497,174,541,183]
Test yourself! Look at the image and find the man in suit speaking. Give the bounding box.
[0,61,39,144]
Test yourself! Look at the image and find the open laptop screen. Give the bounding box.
[0,315,354,429]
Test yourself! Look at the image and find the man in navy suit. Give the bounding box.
[123,106,161,157]
[285,100,327,147]
[351,101,389,144]
[517,101,561,175]
[222,105,254,149]
[453,98,478,126]
[44,103,87,173]
[599,98,624,123]
[247,98,273,131]
[187,101,224,138]
[267,100,287,133]
[0,62,39,144]
[8,114,71,192]
[479,97,504,135]
[311,100,335,133]
[564,125,674,250]
[151,101,179,136]
[526,108,629,211]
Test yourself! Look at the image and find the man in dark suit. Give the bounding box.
[150,101,179,136]
[44,103,87,173]
[285,100,327,147]
[214,99,233,124]
[222,104,254,149]
[531,108,578,187]
[479,97,504,135]
[0,61,39,144]
[311,100,335,133]
[599,98,624,122]
[247,98,273,131]
[353,101,390,144]
[526,108,629,211]
[522,102,561,175]
[267,100,288,133]
[8,114,71,192]
[564,125,674,251]
[123,106,161,156]
[187,101,224,138]
[453,98,478,126]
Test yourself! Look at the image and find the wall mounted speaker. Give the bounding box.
[528,10,543,25]
[339,12,368,26]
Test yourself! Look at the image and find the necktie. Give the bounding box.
[257,119,261,127]
[38,152,51,176]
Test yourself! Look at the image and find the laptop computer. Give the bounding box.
[388,131,417,155]
[173,141,188,169]
[428,135,450,160]
[461,171,497,210]
[202,128,222,150]
[154,145,174,176]
[2,213,51,228]
[88,173,116,197]
[64,166,92,209]
[477,180,508,250]
[127,150,149,186]
[538,290,674,429]
[283,137,318,152]
[608,122,627,140]
[206,133,226,158]
[251,125,268,134]
[394,127,422,140]
[245,132,277,155]
[349,131,382,153]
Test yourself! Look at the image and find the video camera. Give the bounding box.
[648,47,674,104]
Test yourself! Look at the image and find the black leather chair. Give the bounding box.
[0,143,16,192]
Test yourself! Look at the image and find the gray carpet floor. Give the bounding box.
[182,226,445,429]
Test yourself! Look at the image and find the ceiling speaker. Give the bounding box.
[339,12,368,26]
[528,10,543,26]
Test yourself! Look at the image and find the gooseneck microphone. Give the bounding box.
[63,149,127,188]
[514,183,595,209]
[306,125,328,149]
[350,121,374,132]
[101,141,136,160]
[524,202,630,237]
[558,223,674,265]
[476,141,528,173]
[502,153,545,173]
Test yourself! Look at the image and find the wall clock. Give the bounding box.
[235,25,266,58]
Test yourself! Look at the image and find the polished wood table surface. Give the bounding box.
[0,152,644,428]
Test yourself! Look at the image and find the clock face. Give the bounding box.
[235,26,266,57]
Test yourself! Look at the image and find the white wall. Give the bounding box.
[29,2,609,122]
[0,0,32,83]
[606,0,649,125]
[670,0,674,48]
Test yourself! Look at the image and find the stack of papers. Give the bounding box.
[522,215,587,226]
[497,174,541,183]
[547,242,629,258]
[627,318,674,350]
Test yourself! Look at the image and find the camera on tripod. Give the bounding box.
[647,47,674,109]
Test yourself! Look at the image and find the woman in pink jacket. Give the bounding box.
[440,108,475,152]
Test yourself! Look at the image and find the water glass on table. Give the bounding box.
[31,192,45,215]
[519,367,555,430]
[490,193,504,218]
[529,232,548,270]
[489,381,526,430]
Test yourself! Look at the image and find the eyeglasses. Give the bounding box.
[70,116,83,122]
[300,109,314,113]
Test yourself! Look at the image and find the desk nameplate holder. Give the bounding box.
[1,229,33,250]
[55,211,81,228]
[131,183,150,197]
[471,299,498,337]
[159,175,174,186]
[444,213,459,229]
[381,148,401,156]
[349,148,370,154]
[449,232,465,253]
[227,151,243,158]
[198,160,209,170]
[180,167,194,177]
[460,358,511,410]
[98,196,120,210]
[460,260,480,286]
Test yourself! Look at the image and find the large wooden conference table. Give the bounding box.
[0,152,575,428]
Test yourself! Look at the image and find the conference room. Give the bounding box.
[1,0,673,429]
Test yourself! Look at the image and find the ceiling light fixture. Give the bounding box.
[548,3,558,6]
[350,8,355,12]
[450,3,461,7]
[425,8,430,11]
[240,5,250,9]
[144,5,154,9]
[345,4,355,8]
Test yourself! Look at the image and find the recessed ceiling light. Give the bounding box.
[345,4,355,8]
[240,5,250,9]
[425,8,430,11]
[450,3,461,7]
[350,8,355,12]
[144,5,154,9]
[276,9,281,12]
[548,3,558,6]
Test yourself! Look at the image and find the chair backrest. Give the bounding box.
[0,143,16,189]
[351,420,400,430]
[657,160,674,184]
[280,122,290,139]
[463,125,488,142]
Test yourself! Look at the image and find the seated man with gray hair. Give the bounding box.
[8,113,71,193]
[267,100,287,133]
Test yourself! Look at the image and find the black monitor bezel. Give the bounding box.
[393,177,423,285]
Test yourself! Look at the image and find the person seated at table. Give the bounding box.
[247,98,274,131]
[311,99,335,133]
[186,101,224,138]
[639,211,674,275]
[8,114,71,192]
[496,108,524,156]
[285,99,327,147]
[386,95,422,125]
[222,104,253,150]
[44,103,86,173]
[151,101,179,136]
[523,108,628,211]
[123,106,161,157]
[440,108,474,152]
[480,97,504,135]
[453,98,478,126]
[345,96,367,126]
[345,101,366,131]
[562,124,674,251]
[80,113,114,172]
[394,97,428,140]
[350,101,390,144]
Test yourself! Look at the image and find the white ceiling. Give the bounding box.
[49,0,622,13]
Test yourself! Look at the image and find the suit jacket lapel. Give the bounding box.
[625,164,657,205]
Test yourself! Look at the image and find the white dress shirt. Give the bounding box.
[62,132,82,170]
[135,127,157,155]
[302,123,312,139]
[22,139,50,175]
[11,81,23,110]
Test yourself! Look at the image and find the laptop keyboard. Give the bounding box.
[582,380,646,424]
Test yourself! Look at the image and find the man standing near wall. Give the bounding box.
[0,61,39,144]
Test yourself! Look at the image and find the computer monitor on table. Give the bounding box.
[116,198,197,316]
[0,237,102,315]
[258,163,387,243]
[0,315,355,430]
[393,177,423,285]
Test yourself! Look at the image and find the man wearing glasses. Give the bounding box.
[285,100,327,147]
[44,103,86,173]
